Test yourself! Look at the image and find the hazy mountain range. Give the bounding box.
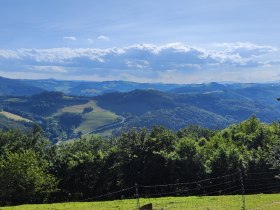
[1,76,280,142]
[0,76,182,96]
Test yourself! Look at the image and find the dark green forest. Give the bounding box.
[2,77,280,143]
[2,86,280,144]
[1,117,280,206]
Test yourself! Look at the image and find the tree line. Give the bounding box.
[0,116,280,206]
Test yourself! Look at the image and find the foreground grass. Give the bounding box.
[1,194,280,210]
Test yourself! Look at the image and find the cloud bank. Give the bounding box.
[0,42,278,83]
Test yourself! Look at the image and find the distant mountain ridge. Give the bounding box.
[20,78,183,96]
[1,76,280,100]
[94,89,280,130]
[0,76,183,96]
[0,76,44,96]
[1,76,280,139]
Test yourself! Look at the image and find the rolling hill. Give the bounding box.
[20,78,182,96]
[2,76,280,141]
[94,89,280,130]
[0,76,182,96]
[0,92,121,143]
[0,76,44,96]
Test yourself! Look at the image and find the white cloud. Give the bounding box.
[63,36,77,41]
[0,49,20,59]
[31,65,67,73]
[0,42,279,83]
[97,35,110,41]
[213,42,277,57]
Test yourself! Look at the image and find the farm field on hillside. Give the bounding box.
[75,111,119,134]
[61,100,104,114]
[59,99,119,134]
[0,111,32,123]
[1,194,280,210]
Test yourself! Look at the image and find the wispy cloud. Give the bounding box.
[97,35,110,41]
[31,65,66,73]
[213,42,277,58]
[63,36,77,41]
[0,42,278,83]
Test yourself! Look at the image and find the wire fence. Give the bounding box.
[78,170,280,210]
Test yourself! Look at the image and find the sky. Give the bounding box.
[0,0,280,84]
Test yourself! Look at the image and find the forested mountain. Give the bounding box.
[0,76,44,96]
[1,76,280,142]
[95,89,280,130]
[0,76,182,96]
[20,78,182,96]
[0,92,101,143]
[1,76,280,101]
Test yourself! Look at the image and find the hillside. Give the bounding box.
[21,78,182,96]
[0,76,44,96]
[2,77,280,139]
[0,114,33,131]
[0,92,121,143]
[0,76,181,96]
[2,76,280,107]
[95,89,280,130]
[0,111,32,123]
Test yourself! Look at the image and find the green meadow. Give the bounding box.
[59,99,120,136]
[1,194,280,210]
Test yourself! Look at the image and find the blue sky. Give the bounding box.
[0,0,280,83]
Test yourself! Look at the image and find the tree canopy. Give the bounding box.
[0,117,279,206]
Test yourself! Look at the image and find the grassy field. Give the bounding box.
[75,111,118,134]
[0,111,32,123]
[1,194,280,210]
[61,100,104,114]
[3,98,24,103]
[57,100,120,136]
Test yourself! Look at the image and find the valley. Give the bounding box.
[0,91,122,143]
[1,77,280,143]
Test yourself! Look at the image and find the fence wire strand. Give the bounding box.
[71,170,280,210]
